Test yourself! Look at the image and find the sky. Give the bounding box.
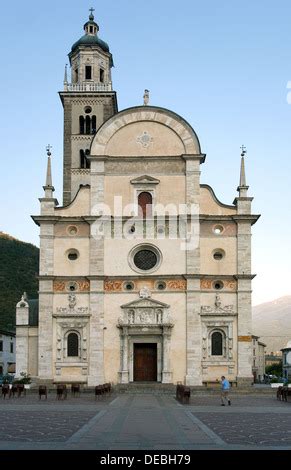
[0,1,290,306]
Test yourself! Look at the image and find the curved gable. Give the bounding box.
[200,185,236,215]
[91,106,201,157]
[56,185,90,216]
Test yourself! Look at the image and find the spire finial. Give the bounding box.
[46,144,52,157]
[239,145,247,187]
[64,64,68,84]
[89,7,95,20]
[236,145,249,197]
[44,145,53,190]
[143,89,150,106]
[240,144,247,157]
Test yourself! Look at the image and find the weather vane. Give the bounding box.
[46,145,52,157]
[240,145,247,157]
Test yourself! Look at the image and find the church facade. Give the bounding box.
[16,12,260,386]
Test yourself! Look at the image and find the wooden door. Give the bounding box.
[134,343,157,381]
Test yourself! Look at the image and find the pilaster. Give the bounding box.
[87,279,105,386]
[184,156,202,385]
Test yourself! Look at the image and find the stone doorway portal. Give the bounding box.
[134,343,157,382]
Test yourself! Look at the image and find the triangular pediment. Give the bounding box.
[121,297,169,309]
[130,175,160,185]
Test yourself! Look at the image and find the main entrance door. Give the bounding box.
[134,343,157,382]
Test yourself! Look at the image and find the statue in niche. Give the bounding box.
[215,294,222,309]
[157,309,163,324]
[128,310,135,324]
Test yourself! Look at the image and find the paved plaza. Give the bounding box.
[0,392,290,450]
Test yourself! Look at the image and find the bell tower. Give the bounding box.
[59,9,118,205]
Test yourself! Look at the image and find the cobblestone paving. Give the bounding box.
[0,393,291,449]
[0,410,97,442]
[189,394,289,407]
[194,412,291,446]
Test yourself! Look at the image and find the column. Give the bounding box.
[120,328,129,383]
[236,219,253,386]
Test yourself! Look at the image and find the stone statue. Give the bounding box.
[143,89,149,106]
[68,293,77,309]
[139,286,151,299]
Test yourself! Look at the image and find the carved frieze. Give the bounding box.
[54,294,90,317]
[54,280,90,292]
[200,295,235,316]
[200,278,237,291]
[118,296,173,327]
[104,280,123,292]
[167,280,187,290]
[54,281,66,292]
[103,278,186,292]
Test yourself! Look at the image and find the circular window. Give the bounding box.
[129,244,162,273]
[67,281,78,292]
[157,226,165,235]
[129,225,135,234]
[67,249,79,261]
[84,106,92,114]
[67,225,78,236]
[213,225,224,235]
[124,281,135,291]
[213,281,224,290]
[156,281,166,291]
[213,250,225,261]
[134,250,157,271]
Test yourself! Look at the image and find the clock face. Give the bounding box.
[286,351,291,365]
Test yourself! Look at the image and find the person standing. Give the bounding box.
[221,375,231,406]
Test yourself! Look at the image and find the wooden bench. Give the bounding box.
[71,384,80,397]
[56,384,67,400]
[39,385,47,400]
[95,383,112,400]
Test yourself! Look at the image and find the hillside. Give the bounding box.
[252,296,291,353]
[0,232,39,331]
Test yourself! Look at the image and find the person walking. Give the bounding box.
[221,375,231,406]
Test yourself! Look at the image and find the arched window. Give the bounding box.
[67,332,79,357]
[79,116,85,135]
[138,192,152,217]
[80,150,86,168]
[92,115,97,134]
[85,116,91,135]
[211,331,223,356]
[85,149,90,168]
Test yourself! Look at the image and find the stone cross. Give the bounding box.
[240,145,247,156]
[46,144,52,156]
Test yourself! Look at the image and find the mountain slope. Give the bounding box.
[252,296,291,353]
[0,232,39,331]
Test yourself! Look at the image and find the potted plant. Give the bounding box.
[14,372,32,389]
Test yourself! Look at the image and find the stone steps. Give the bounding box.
[27,382,275,395]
